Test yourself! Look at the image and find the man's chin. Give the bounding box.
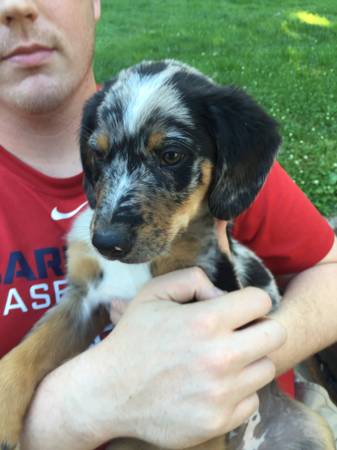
[6,74,73,114]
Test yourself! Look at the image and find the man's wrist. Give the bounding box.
[53,342,125,446]
[22,341,124,449]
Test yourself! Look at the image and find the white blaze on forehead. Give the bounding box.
[98,65,192,138]
[102,158,135,211]
[101,157,150,213]
[124,71,191,134]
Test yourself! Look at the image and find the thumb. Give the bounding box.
[134,267,224,305]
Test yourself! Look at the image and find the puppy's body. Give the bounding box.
[0,60,335,450]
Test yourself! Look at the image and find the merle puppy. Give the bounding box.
[0,60,334,450]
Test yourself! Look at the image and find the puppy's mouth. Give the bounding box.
[95,246,127,262]
[94,246,153,265]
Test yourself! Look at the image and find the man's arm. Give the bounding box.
[271,235,337,374]
[20,269,285,450]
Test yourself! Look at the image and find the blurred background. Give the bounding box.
[94,0,337,216]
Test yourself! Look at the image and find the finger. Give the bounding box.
[110,309,122,325]
[227,393,259,432]
[135,267,224,305]
[188,287,272,330]
[227,318,286,366]
[234,357,276,401]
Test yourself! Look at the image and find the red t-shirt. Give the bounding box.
[0,146,87,356]
[0,146,334,399]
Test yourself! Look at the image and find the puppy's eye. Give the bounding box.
[160,150,184,166]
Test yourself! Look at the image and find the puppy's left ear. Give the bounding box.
[206,86,281,220]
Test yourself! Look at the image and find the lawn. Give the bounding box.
[94,0,337,216]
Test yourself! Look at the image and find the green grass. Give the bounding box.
[94,0,337,215]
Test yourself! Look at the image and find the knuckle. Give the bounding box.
[203,382,225,402]
[200,378,232,406]
[222,347,240,368]
[205,352,227,374]
[191,311,219,336]
[197,348,234,378]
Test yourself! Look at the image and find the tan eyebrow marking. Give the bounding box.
[96,133,110,153]
[147,131,165,152]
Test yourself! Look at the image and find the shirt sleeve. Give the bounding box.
[232,162,335,275]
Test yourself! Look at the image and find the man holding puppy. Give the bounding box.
[0,1,336,449]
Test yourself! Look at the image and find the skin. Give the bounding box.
[0,1,336,449]
[0,0,100,177]
[270,243,337,374]
[22,270,285,450]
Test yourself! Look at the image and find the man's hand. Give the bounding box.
[84,268,286,448]
[22,268,286,450]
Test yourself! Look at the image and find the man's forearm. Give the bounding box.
[20,344,112,450]
[271,261,337,375]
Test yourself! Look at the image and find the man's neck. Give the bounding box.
[0,72,97,178]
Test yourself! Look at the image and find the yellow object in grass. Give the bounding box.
[294,11,331,27]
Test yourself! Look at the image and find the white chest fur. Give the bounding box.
[82,258,152,322]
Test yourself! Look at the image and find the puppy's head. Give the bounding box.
[80,60,281,263]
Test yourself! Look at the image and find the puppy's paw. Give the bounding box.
[0,359,33,450]
[0,400,23,450]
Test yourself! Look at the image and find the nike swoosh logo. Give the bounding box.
[51,201,88,221]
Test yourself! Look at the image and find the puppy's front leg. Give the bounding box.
[0,285,109,450]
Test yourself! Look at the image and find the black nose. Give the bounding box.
[92,229,131,259]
